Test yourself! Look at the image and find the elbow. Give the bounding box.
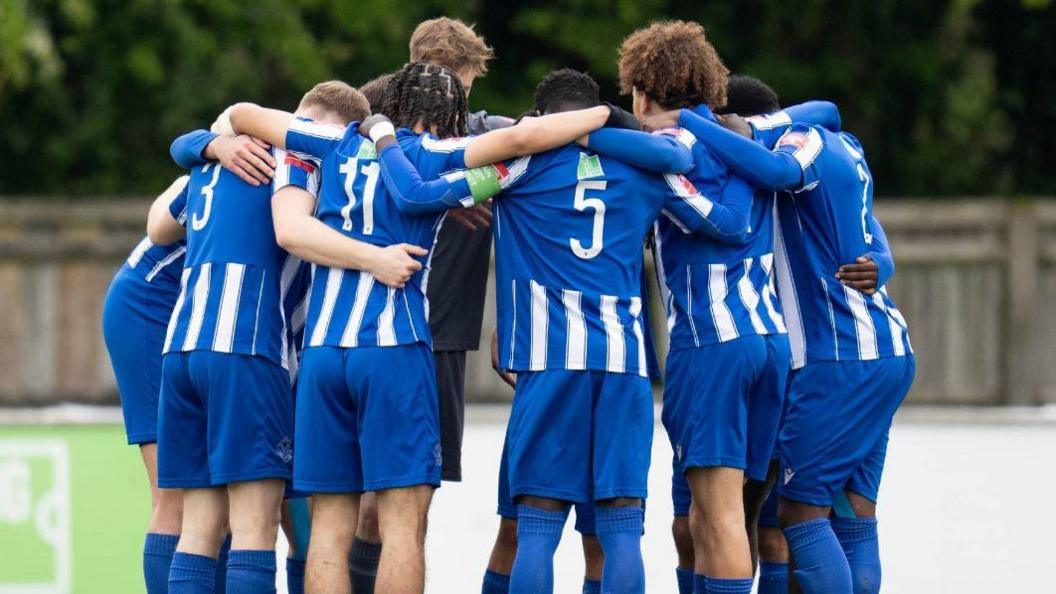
[227,102,257,135]
[668,153,694,175]
[146,219,174,246]
[273,221,300,254]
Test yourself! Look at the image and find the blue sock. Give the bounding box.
[783,518,852,594]
[693,574,707,594]
[169,552,216,594]
[595,506,645,594]
[349,537,381,594]
[509,504,568,594]
[214,536,231,594]
[703,576,753,593]
[144,533,179,594]
[676,567,695,594]
[758,561,789,594]
[832,517,881,594]
[225,550,276,594]
[286,558,305,594]
[482,569,511,594]
[582,577,602,593]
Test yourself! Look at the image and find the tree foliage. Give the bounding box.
[0,0,1052,196]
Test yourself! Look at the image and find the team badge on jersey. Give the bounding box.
[577,153,605,180]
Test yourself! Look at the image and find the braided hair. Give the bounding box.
[379,62,469,138]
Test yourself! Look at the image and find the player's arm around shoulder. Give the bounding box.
[146,175,190,245]
[462,105,611,168]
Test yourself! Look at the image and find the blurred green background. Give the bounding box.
[2,0,1054,198]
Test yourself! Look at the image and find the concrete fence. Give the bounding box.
[0,197,1053,406]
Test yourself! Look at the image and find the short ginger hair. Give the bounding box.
[618,20,729,110]
[298,80,370,124]
[409,17,494,76]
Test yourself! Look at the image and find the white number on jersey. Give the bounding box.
[855,163,873,244]
[339,157,381,235]
[192,163,222,231]
[570,180,607,259]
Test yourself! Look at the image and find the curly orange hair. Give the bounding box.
[618,20,729,110]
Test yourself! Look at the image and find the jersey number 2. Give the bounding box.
[570,180,607,259]
[339,158,381,235]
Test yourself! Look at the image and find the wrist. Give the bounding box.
[368,121,396,143]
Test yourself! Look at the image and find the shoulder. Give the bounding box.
[419,133,473,154]
[654,126,697,149]
[745,111,792,132]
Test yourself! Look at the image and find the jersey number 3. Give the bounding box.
[192,163,222,231]
[570,180,607,259]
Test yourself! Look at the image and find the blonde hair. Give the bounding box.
[409,17,494,76]
[298,80,370,124]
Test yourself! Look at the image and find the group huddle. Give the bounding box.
[101,16,915,594]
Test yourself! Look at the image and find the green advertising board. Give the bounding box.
[1,425,149,593]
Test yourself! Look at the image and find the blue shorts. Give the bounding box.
[497,434,597,535]
[778,356,915,506]
[157,351,294,488]
[506,370,653,504]
[293,344,441,493]
[662,335,768,479]
[747,335,790,480]
[102,271,174,445]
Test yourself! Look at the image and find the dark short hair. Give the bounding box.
[533,68,600,114]
[360,72,395,110]
[718,75,780,117]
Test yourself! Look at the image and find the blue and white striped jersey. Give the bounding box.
[120,176,190,292]
[762,124,911,368]
[284,121,474,350]
[491,143,754,376]
[655,105,787,350]
[163,134,318,368]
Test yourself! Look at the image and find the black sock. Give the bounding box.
[349,537,382,594]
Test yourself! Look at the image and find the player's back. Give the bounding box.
[291,123,470,350]
[164,163,291,366]
[653,108,786,348]
[772,124,912,367]
[493,144,672,376]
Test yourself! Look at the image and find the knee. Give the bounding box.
[357,495,381,541]
[151,489,184,532]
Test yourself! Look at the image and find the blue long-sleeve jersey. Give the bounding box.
[681,109,912,368]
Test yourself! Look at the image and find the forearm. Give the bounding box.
[665,175,751,244]
[378,144,475,215]
[585,129,693,174]
[679,109,803,190]
[146,177,188,245]
[868,214,895,286]
[170,130,219,168]
[229,103,292,149]
[785,100,841,132]
[464,105,609,168]
[277,212,383,271]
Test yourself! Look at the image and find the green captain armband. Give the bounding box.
[464,164,503,205]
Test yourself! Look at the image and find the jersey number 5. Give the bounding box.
[339,158,381,235]
[570,180,607,260]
